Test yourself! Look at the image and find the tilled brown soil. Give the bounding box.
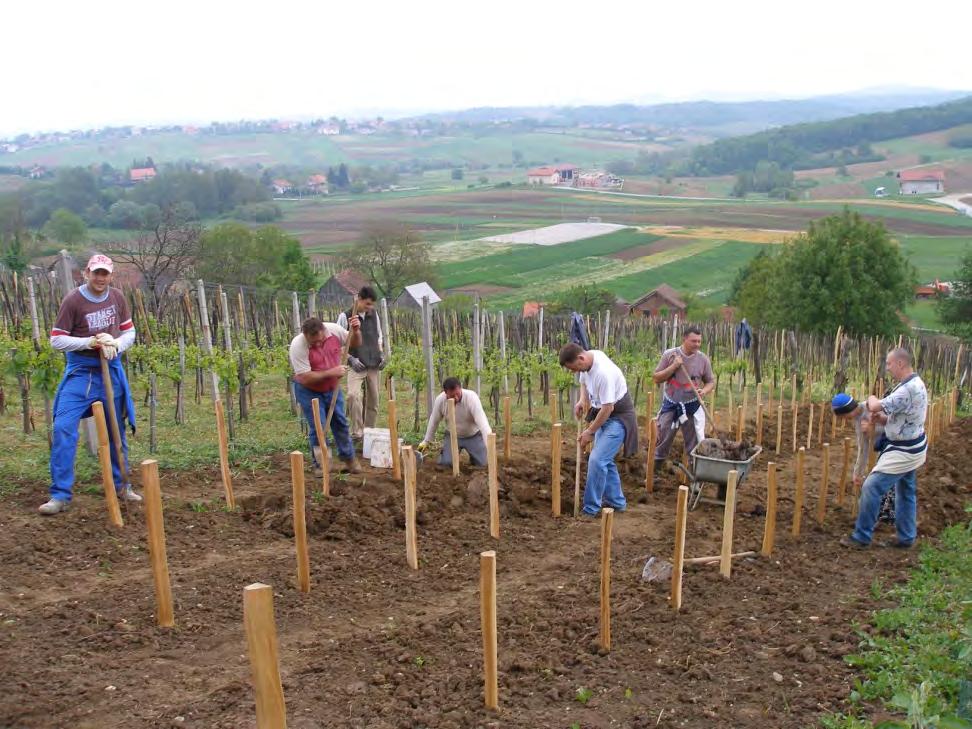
[0,416,969,729]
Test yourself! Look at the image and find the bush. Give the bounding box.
[233,202,282,222]
[451,168,464,181]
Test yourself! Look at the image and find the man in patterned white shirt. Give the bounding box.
[841,348,927,549]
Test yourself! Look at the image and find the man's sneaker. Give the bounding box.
[38,498,70,515]
[340,457,362,474]
[118,486,142,503]
[877,538,914,549]
[839,535,869,549]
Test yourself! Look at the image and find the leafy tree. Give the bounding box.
[42,208,87,246]
[548,285,616,314]
[0,230,35,272]
[106,200,146,229]
[937,248,972,342]
[347,222,436,298]
[195,223,315,292]
[728,250,780,326]
[772,209,915,337]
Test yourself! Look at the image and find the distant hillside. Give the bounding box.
[688,95,972,175]
[407,89,971,135]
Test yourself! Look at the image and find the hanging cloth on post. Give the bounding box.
[569,312,591,350]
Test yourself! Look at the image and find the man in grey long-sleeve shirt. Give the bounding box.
[418,377,492,467]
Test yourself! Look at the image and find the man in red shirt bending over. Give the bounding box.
[289,316,361,475]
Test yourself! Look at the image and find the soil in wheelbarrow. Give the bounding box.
[696,436,759,461]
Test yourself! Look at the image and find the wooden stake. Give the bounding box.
[760,462,777,557]
[755,403,764,447]
[719,470,738,578]
[775,404,783,455]
[91,402,123,527]
[817,400,826,447]
[214,400,235,509]
[837,436,851,505]
[99,354,128,479]
[816,443,831,526]
[792,447,806,537]
[503,395,512,462]
[243,583,287,729]
[672,485,688,612]
[402,446,418,569]
[792,402,799,453]
[806,403,814,450]
[867,431,877,472]
[447,397,460,476]
[735,405,743,441]
[599,508,614,651]
[551,423,562,517]
[487,434,499,538]
[388,399,401,481]
[645,417,657,494]
[311,397,330,496]
[289,451,310,593]
[685,551,756,565]
[574,417,583,517]
[141,459,174,627]
[480,551,499,710]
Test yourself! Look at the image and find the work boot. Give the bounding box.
[876,538,914,549]
[38,498,70,515]
[313,465,324,478]
[340,457,361,474]
[118,485,142,503]
[839,535,869,549]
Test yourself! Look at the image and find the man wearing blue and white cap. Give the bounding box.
[831,392,896,525]
[840,348,927,549]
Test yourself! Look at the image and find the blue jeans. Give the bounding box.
[50,367,129,502]
[293,382,354,465]
[852,469,918,545]
[583,417,627,516]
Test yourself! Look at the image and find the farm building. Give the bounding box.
[897,169,945,195]
[914,280,951,299]
[394,282,442,309]
[271,178,293,196]
[318,269,370,305]
[306,174,328,194]
[575,171,624,189]
[129,167,156,184]
[522,301,542,318]
[526,164,577,185]
[629,284,687,318]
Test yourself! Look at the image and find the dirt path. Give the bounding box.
[0,416,969,728]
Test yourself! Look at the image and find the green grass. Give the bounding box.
[437,227,654,288]
[898,236,972,281]
[905,300,943,331]
[821,511,972,728]
[877,123,972,162]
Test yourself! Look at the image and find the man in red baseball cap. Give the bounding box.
[40,254,140,514]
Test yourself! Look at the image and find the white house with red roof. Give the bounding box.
[526,164,577,185]
[897,168,945,195]
[129,167,157,184]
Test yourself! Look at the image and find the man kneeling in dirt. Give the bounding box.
[559,343,639,516]
[289,316,362,475]
[652,326,715,473]
[418,378,493,467]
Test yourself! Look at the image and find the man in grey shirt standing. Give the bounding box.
[841,348,928,549]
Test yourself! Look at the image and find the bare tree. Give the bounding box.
[110,203,201,313]
[347,222,436,298]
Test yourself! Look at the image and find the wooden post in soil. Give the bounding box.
[760,462,777,557]
[99,354,128,479]
[388,399,401,481]
[816,443,831,526]
[574,417,584,517]
[792,447,806,537]
[289,452,310,593]
[806,403,814,451]
[599,508,614,651]
[402,446,418,569]
[867,431,878,472]
[837,436,851,505]
[775,405,783,455]
[447,397,460,477]
[480,550,499,711]
[487,434,499,539]
[792,402,799,453]
[550,423,562,517]
[735,405,743,441]
[311,398,330,496]
[671,485,688,612]
[141,460,174,627]
[503,396,512,462]
[719,470,738,578]
[755,403,764,447]
[817,401,825,447]
[214,400,235,509]
[645,417,657,494]
[243,583,287,729]
[91,402,123,527]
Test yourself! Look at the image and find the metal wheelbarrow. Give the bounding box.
[672,438,763,510]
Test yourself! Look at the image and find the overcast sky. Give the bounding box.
[4,0,969,135]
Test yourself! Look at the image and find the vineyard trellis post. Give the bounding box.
[421,295,434,416]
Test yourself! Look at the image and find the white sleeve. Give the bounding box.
[336,312,348,330]
[375,311,384,353]
[423,393,445,443]
[117,328,136,354]
[468,391,493,439]
[324,322,349,344]
[50,333,94,352]
[289,335,311,375]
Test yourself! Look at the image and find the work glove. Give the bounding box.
[348,356,367,373]
[378,356,388,371]
[416,441,429,454]
[88,335,118,360]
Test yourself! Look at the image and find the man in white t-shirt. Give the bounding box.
[559,343,639,516]
[418,377,492,467]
